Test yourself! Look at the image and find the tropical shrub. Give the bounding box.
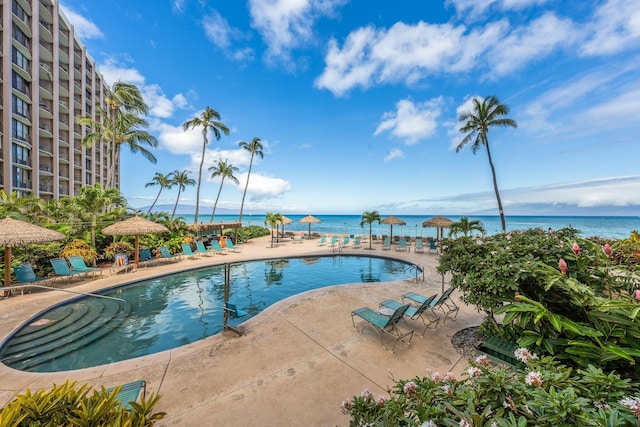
[237,225,270,242]
[103,242,135,261]
[0,380,165,426]
[343,351,640,426]
[60,239,98,265]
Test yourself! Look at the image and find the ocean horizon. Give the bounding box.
[173,214,640,240]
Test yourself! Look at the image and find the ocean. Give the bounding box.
[178,214,640,240]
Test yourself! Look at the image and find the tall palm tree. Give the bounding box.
[360,210,381,250]
[458,95,517,233]
[265,212,282,248]
[449,216,486,238]
[169,170,196,219]
[182,107,230,224]
[74,184,126,251]
[145,172,173,214]
[238,137,263,224]
[207,159,239,223]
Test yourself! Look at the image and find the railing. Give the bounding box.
[404,264,425,283]
[12,155,30,166]
[6,284,127,309]
[38,184,52,192]
[38,164,51,172]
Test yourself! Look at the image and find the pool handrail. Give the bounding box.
[2,284,127,308]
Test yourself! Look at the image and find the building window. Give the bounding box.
[12,119,30,142]
[12,166,31,189]
[12,71,30,94]
[12,95,30,117]
[12,23,30,49]
[12,144,30,165]
[85,172,92,184]
[12,0,29,24]
[12,46,30,71]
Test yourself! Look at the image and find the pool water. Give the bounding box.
[0,255,414,372]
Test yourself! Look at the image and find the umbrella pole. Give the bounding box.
[134,235,140,269]
[308,224,311,238]
[4,246,11,287]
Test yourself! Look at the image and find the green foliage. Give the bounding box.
[343,354,640,426]
[60,239,98,265]
[103,242,135,261]
[0,380,165,426]
[236,225,270,242]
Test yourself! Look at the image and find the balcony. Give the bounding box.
[39,142,53,155]
[39,164,52,173]
[12,156,30,166]
[15,180,31,189]
[39,184,53,193]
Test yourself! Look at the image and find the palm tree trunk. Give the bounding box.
[172,188,182,219]
[369,223,373,249]
[239,153,254,224]
[485,142,506,232]
[210,179,225,223]
[194,133,208,224]
[148,188,163,214]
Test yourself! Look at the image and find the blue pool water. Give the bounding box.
[0,255,414,372]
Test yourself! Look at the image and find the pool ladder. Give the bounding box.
[405,264,425,283]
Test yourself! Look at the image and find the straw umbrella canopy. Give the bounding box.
[0,217,65,287]
[422,216,454,244]
[102,216,169,268]
[275,216,293,242]
[380,216,406,242]
[299,215,321,238]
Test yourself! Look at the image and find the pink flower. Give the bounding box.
[467,366,482,378]
[514,348,538,363]
[475,354,491,367]
[403,381,417,394]
[573,242,580,257]
[374,395,388,407]
[604,244,612,256]
[635,290,640,301]
[559,259,568,276]
[525,371,543,387]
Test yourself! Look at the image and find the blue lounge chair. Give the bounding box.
[414,238,424,253]
[226,240,242,252]
[402,287,459,325]
[110,254,133,275]
[138,248,156,266]
[351,303,414,352]
[50,258,87,282]
[342,236,350,248]
[159,245,180,263]
[14,263,52,286]
[428,239,438,253]
[181,243,198,259]
[395,238,407,252]
[195,241,214,256]
[379,294,439,336]
[68,256,102,277]
[382,237,391,250]
[352,236,362,248]
[317,235,327,246]
[211,240,228,254]
[107,379,146,410]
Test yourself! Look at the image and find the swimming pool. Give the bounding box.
[0,255,415,372]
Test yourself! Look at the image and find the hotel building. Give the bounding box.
[0,0,114,200]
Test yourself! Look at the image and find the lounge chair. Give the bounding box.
[181,243,199,259]
[395,238,407,252]
[226,240,242,252]
[195,241,214,256]
[110,254,133,275]
[138,248,156,266]
[107,379,146,410]
[317,235,327,246]
[379,294,439,336]
[342,236,350,248]
[159,245,180,263]
[50,258,87,282]
[414,238,424,253]
[211,240,228,254]
[68,256,102,277]
[382,237,391,250]
[351,303,414,353]
[402,287,459,325]
[352,236,362,248]
[14,263,53,286]
[428,239,438,253]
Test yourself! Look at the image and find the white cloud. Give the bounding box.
[447,0,550,19]
[374,98,442,144]
[203,11,233,49]
[582,0,640,56]
[235,172,292,200]
[59,4,104,40]
[383,148,404,162]
[249,0,346,65]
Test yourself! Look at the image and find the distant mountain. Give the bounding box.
[140,204,261,215]
[469,203,640,217]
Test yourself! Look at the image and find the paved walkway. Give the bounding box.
[0,235,483,426]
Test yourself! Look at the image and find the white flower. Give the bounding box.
[444,372,457,382]
[403,381,417,394]
[620,396,640,412]
[430,371,443,382]
[421,421,437,427]
[514,347,538,363]
[524,371,543,387]
[474,354,490,366]
[467,366,482,377]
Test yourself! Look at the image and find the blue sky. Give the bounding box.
[60,0,640,216]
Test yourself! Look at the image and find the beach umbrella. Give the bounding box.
[299,215,321,238]
[276,216,293,241]
[0,217,65,287]
[380,216,406,242]
[102,216,169,268]
[422,216,454,249]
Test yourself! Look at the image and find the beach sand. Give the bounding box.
[0,235,483,426]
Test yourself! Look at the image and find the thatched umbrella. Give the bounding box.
[102,216,169,268]
[0,217,65,286]
[380,216,406,242]
[422,216,454,247]
[276,216,293,242]
[299,215,321,238]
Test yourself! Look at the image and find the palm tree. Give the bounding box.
[238,137,264,224]
[145,172,173,214]
[449,217,486,238]
[264,212,282,248]
[207,159,239,223]
[182,107,230,224]
[74,184,126,251]
[360,210,381,250]
[457,95,517,233]
[169,170,196,219]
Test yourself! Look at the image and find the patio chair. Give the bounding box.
[414,238,424,253]
[352,236,362,248]
[428,239,438,253]
[138,248,156,266]
[110,254,133,275]
[382,237,391,250]
[226,239,243,252]
[50,258,87,282]
[351,303,414,353]
[195,241,214,256]
[211,240,228,254]
[14,263,53,286]
[68,256,102,277]
[181,243,199,259]
[379,294,439,336]
[402,287,459,325]
[395,238,408,252]
[159,245,180,263]
[317,235,327,246]
[107,379,146,410]
[342,236,350,248]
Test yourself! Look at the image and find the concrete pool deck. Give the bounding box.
[0,235,483,426]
